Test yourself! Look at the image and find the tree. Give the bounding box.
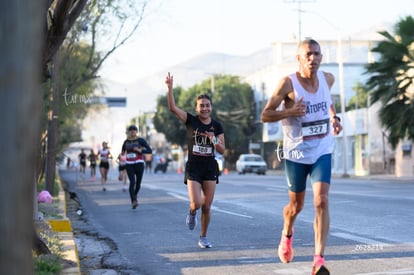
[43,0,88,80]
[42,44,102,194]
[211,75,256,165]
[55,0,150,85]
[42,0,151,194]
[153,75,256,166]
[153,86,187,147]
[365,16,414,148]
[346,82,369,111]
[0,1,44,273]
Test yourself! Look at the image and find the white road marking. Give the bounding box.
[330,232,389,246]
[211,205,253,218]
[355,269,414,275]
[158,189,254,219]
[237,258,274,264]
[167,192,188,201]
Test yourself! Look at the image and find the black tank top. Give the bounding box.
[185,113,224,162]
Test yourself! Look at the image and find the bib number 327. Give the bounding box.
[302,119,329,138]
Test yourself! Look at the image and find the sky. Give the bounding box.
[99,0,414,84]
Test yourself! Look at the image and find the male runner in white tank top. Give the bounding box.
[261,39,342,275]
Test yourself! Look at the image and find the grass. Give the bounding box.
[33,176,66,274]
[33,225,64,275]
[34,254,62,275]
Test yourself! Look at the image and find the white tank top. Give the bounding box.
[99,149,110,162]
[281,71,334,164]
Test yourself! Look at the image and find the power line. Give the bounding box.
[283,0,316,42]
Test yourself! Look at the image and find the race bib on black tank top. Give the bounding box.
[186,113,224,162]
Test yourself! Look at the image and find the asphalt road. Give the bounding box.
[60,168,414,275]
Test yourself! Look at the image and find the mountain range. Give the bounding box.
[100,21,392,119]
[101,46,273,118]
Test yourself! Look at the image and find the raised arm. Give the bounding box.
[165,72,187,123]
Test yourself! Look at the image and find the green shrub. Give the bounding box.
[34,254,62,275]
[33,226,63,274]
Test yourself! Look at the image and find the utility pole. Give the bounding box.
[284,0,316,42]
[337,38,349,177]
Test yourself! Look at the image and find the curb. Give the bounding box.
[45,176,81,275]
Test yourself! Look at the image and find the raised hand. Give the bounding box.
[165,72,173,90]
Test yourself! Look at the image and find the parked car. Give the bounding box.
[215,153,224,175]
[236,154,266,175]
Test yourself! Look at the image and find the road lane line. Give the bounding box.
[147,184,255,219]
[355,269,414,275]
[237,258,274,264]
[167,191,253,219]
[211,206,253,218]
[167,192,188,201]
[330,231,390,246]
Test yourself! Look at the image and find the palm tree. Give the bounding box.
[365,16,414,149]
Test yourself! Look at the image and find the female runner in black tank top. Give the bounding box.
[165,72,225,249]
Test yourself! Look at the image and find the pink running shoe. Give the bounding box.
[278,228,294,263]
[312,255,330,275]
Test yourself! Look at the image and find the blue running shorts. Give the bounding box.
[285,154,332,193]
